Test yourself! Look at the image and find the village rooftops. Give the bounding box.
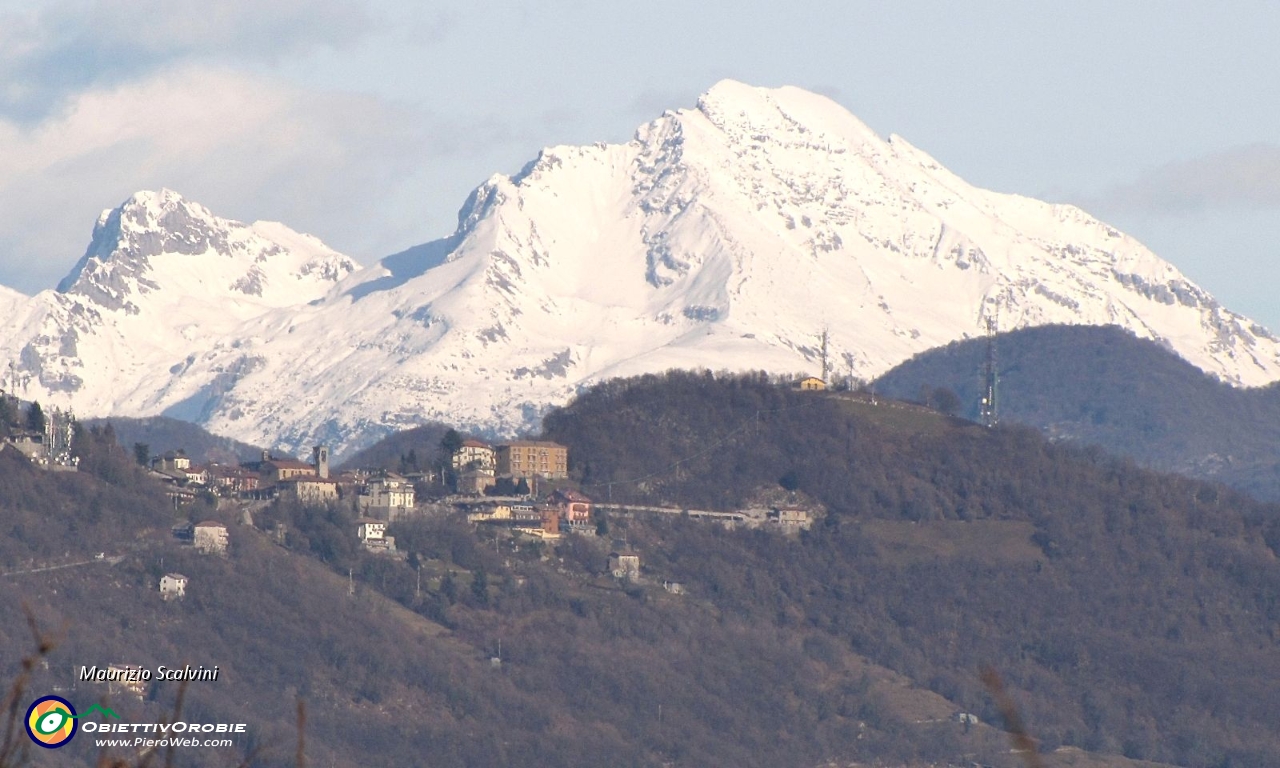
[368,471,408,482]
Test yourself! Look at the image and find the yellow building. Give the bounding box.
[495,441,568,480]
[797,376,826,391]
[261,458,316,484]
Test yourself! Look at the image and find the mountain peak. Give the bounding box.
[54,190,354,311]
[692,80,882,151]
[6,82,1280,457]
[57,189,217,296]
[115,188,213,229]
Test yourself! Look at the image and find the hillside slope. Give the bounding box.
[4,380,1251,766]
[0,432,1071,768]
[539,371,1280,767]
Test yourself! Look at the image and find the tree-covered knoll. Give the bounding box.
[874,323,1280,501]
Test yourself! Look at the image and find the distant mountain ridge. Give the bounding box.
[83,415,267,466]
[2,82,1279,458]
[875,324,1280,500]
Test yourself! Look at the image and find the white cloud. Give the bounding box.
[0,0,369,118]
[0,66,428,293]
[1093,143,1280,215]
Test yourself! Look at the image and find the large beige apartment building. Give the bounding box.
[495,441,568,480]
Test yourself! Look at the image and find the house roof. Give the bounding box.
[460,439,492,449]
[553,489,592,503]
[164,573,188,581]
[263,459,315,471]
[193,521,226,529]
[498,440,566,449]
[355,517,385,525]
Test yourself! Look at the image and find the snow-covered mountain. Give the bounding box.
[4,81,1279,458]
[0,189,355,416]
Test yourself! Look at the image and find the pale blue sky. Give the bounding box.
[2,1,1278,329]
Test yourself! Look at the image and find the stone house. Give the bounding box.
[282,476,340,504]
[358,472,415,520]
[152,450,191,473]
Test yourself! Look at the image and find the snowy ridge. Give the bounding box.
[2,82,1278,457]
[0,189,356,414]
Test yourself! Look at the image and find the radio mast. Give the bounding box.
[980,313,999,428]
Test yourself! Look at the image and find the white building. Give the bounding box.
[356,518,396,553]
[608,552,641,579]
[193,521,229,554]
[452,440,495,473]
[160,573,188,600]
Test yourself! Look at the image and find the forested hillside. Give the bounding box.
[84,415,266,465]
[873,324,1280,500]
[335,421,455,471]
[4,417,1004,767]
[5,376,1280,766]
[540,371,1280,766]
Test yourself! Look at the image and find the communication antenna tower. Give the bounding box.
[980,312,999,428]
[819,327,830,384]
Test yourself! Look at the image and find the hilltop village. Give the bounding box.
[146,434,817,553]
[0,388,820,573]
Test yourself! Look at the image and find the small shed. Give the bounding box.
[796,376,826,391]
